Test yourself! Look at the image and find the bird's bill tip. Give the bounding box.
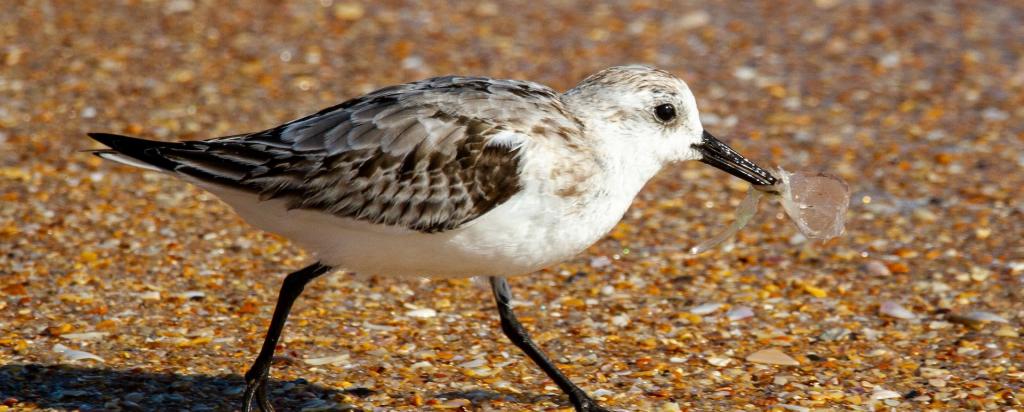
[695,130,778,187]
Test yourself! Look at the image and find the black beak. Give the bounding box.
[695,130,777,187]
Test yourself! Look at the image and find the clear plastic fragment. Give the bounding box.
[690,186,764,254]
[690,166,850,254]
[775,167,850,239]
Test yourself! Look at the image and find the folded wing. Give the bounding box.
[90,76,582,233]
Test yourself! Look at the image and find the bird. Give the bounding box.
[88,64,777,412]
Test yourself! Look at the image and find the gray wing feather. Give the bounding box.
[156,76,582,232]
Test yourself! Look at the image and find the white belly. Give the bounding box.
[206,184,630,278]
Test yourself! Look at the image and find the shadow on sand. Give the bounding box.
[0,363,552,411]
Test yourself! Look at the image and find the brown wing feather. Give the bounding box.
[151,76,580,232]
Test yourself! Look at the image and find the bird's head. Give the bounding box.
[564,65,776,187]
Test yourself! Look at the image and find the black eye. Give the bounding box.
[654,104,676,122]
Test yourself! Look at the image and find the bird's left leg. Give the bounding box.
[242,262,333,412]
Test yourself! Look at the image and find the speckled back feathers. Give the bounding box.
[94,75,586,232]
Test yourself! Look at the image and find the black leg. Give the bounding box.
[242,262,333,412]
[489,276,610,412]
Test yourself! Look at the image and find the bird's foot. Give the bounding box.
[571,392,612,412]
[242,362,275,412]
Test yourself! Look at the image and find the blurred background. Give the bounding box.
[1,1,1022,411]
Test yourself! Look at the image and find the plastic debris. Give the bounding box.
[690,186,764,254]
[775,167,850,239]
[692,167,850,253]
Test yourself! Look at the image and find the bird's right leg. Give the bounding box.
[242,262,333,412]
[489,276,610,412]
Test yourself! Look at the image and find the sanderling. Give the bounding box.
[89,65,777,412]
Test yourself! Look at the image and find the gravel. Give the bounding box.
[1,1,1022,411]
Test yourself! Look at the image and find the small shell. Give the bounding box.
[53,343,104,363]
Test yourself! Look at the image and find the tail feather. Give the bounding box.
[87,132,181,171]
[87,132,257,188]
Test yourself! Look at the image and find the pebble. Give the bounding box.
[864,260,891,276]
[404,308,437,318]
[879,301,917,320]
[745,349,799,366]
[53,343,104,363]
[725,306,754,321]
[332,3,365,20]
[457,358,487,369]
[861,328,883,340]
[656,402,682,412]
[589,256,612,268]
[139,291,161,301]
[61,332,110,341]
[920,367,948,378]
[302,354,350,366]
[4,2,1022,411]
[689,302,724,315]
[870,389,901,400]
[961,311,1008,323]
[176,291,206,300]
[993,326,1018,338]
[948,311,1009,327]
[818,327,851,341]
[298,399,338,412]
